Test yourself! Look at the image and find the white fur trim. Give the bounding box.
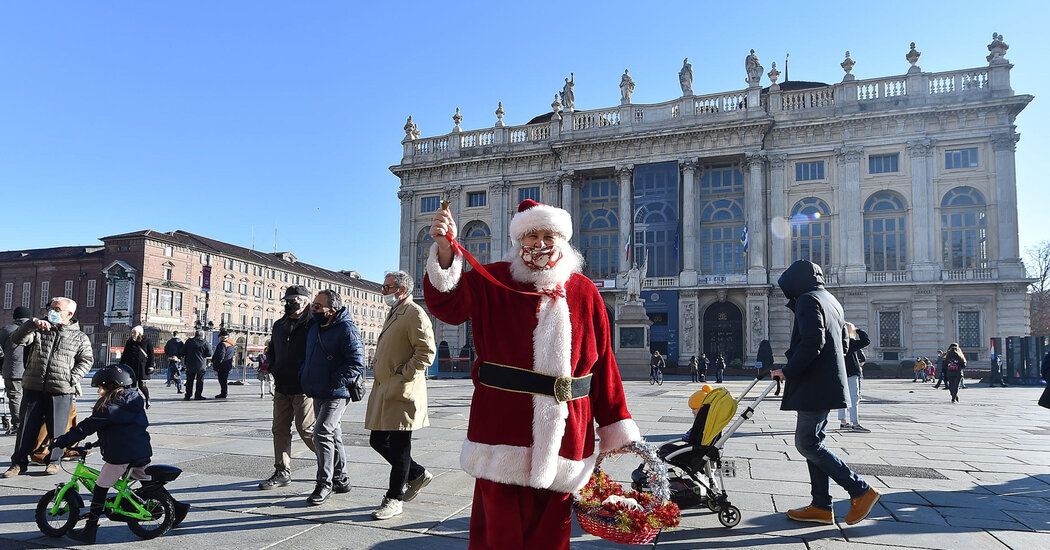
[509,203,573,243]
[425,242,463,293]
[596,418,642,454]
[529,294,572,487]
[461,439,597,493]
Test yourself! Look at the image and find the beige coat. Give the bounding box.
[364,297,436,431]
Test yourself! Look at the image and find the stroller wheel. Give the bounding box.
[706,498,721,512]
[718,505,741,528]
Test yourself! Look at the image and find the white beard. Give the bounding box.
[507,242,583,288]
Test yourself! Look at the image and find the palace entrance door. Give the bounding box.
[702,302,743,363]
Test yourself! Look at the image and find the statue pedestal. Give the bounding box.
[614,301,653,381]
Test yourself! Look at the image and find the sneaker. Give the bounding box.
[786,505,834,524]
[403,470,433,502]
[307,484,331,506]
[194,396,208,400]
[844,487,881,525]
[214,394,227,399]
[333,480,352,494]
[258,470,291,490]
[1,465,23,478]
[851,424,871,433]
[44,464,60,475]
[839,421,851,430]
[371,497,403,520]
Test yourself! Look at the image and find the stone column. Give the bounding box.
[906,139,940,281]
[488,180,510,259]
[680,159,699,286]
[396,188,414,274]
[561,172,579,245]
[837,146,866,283]
[543,177,561,208]
[992,132,1023,277]
[744,152,767,284]
[769,155,788,274]
[616,165,634,272]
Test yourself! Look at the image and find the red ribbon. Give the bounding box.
[446,235,563,312]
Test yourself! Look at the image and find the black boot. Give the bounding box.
[69,484,108,544]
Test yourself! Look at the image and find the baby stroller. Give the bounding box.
[632,371,779,527]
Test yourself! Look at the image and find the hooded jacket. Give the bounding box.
[12,319,93,395]
[0,317,31,379]
[299,307,366,400]
[54,388,151,465]
[777,260,849,411]
[266,310,313,395]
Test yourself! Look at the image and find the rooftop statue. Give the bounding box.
[561,73,575,111]
[619,69,635,104]
[745,49,763,86]
[679,58,693,96]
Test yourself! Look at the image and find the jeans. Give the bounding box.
[166,361,182,391]
[370,430,425,500]
[716,369,724,383]
[185,370,205,399]
[3,377,22,433]
[837,375,861,424]
[794,410,869,509]
[272,392,316,473]
[312,397,349,488]
[11,390,74,467]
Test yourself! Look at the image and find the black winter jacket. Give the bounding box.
[163,337,184,360]
[777,260,850,411]
[266,311,312,395]
[212,339,236,373]
[54,388,152,465]
[844,330,871,378]
[180,336,212,373]
[0,318,30,379]
[121,337,156,383]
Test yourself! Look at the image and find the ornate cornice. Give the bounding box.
[768,154,788,170]
[834,145,864,164]
[396,189,414,201]
[990,132,1020,152]
[906,138,936,158]
[745,151,767,169]
[488,180,511,193]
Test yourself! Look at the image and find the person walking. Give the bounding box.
[933,349,946,389]
[212,330,236,399]
[913,357,927,382]
[770,259,880,525]
[3,297,93,478]
[689,355,699,383]
[119,326,155,409]
[365,270,437,520]
[164,331,184,394]
[714,353,726,383]
[0,306,32,436]
[942,343,966,403]
[838,322,871,432]
[698,353,709,383]
[180,330,212,401]
[257,285,317,491]
[299,289,365,506]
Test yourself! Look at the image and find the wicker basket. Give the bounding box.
[573,441,675,545]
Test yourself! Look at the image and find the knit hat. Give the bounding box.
[13,306,31,320]
[508,199,573,245]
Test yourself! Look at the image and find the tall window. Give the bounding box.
[22,282,31,308]
[940,186,987,269]
[791,198,832,266]
[795,161,825,181]
[64,280,74,300]
[163,268,173,281]
[945,147,979,170]
[3,283,12,309]
[518,186,540,203]
[164,246,173,257]
[86,280,96,308]
[40,281,50,308]
[579,177,619,279]
[699,164,745,275]
[958,311,981,347]
[415,227,434,285]
[634,162,680,277]
[461,221,491,269]
[878,311,901,348]
[420,196,440,212]
[467,191,487,207]
[868,153,899,174]
[863,192,907,271]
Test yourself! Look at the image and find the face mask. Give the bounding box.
[383,292,400,307]
[47,310,64,325]
[520,243,562,271]
[284,301,300,316]
[313,311,329,324]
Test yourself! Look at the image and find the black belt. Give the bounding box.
[478,362,591,403]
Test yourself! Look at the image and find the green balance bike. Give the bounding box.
[35,441,189,540]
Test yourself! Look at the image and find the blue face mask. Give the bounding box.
[47,310,64,325]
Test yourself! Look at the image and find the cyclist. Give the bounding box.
[649,350,665,383]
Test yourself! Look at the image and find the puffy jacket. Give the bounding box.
[266,311,312,395]
[163,337,184,360]
[12,319,93,395]
[299,307,365,400]
[54,388,151,465]
[180,336,212,373]
[844,329,871,378]
[212,338,236,373]
[1,318,30,379]
[120,337,156,383]
[777,260,849,412]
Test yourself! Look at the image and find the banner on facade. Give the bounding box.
[202,266,212,293]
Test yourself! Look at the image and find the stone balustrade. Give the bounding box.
[942,267,996,281]
[867,270,911,283]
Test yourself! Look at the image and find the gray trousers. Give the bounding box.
[3,377,22,432]
[312,397,349,488]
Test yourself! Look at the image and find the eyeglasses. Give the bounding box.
[381,284,398,291]
[310,303,328,311]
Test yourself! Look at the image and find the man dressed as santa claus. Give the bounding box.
[424,199,640,549]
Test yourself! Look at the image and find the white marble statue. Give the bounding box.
[619,69,635,104]
[561,73,575,111]
[679,58,693,96]
[745,49,763,85]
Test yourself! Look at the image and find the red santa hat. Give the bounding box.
[509,199,573,245]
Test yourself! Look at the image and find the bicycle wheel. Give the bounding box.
[656,371,664,385]
[649,374,656,385]
[36,488,81,537]
[128,494,175,540]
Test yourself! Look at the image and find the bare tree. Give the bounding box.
[1025,241,1050,335]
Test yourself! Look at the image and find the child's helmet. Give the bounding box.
[91,364,135,388]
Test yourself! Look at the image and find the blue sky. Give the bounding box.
[1,2,1046,282]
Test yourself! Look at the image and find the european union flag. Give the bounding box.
[740,225,749,255]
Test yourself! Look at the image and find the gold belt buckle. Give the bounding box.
[554,376,574,403]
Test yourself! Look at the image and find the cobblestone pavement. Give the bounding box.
[1,377,1048,549]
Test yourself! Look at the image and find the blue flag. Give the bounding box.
[673,225,680,260]
[740,225,749,254]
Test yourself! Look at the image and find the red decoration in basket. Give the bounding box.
[574,454,680,545]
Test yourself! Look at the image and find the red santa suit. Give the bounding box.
[424,200,640,550]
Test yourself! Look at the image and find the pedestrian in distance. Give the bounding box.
[913,357,927,382]
[0,306,32,437]
[714,353,727,383]
[212,330,236,399]
[258,285,317,491]
[299,289,365,506]
[838,322,870,432]
[942,343,966,403]
[650,350,665,381]
[933,349,946,389]
[163,331,184,394]
[689,355,699,383]
[771,259,880,526]
[698,353,709,382]
[256,350,274,398]
[120,325,155,409]
[180,330,212,401]
[365,270,437,520]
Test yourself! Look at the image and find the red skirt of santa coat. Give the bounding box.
[424,246,640,493]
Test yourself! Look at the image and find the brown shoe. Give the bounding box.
[1,465,23,478]
[786,505,834,524]
[44,464,60,475]
[844,487,881,525]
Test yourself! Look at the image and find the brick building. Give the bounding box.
[1,230,386,367]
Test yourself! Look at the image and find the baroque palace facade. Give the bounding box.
[391,36,1031,369]
[0,230,387,367]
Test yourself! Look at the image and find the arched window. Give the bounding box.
[415,227,433,286]
[580,177,620,279]
[863,192,907,271]
[461,221,491,270]
[699,164,745,276]
[633,162,680,277]
[791,198,832,266]
[940,186,987,269]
